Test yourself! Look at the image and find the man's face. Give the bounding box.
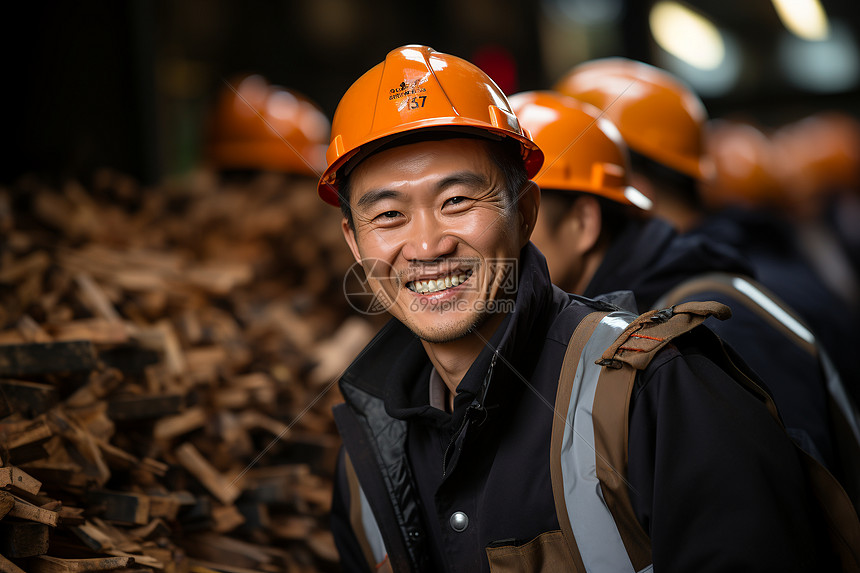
[342,138,533,343]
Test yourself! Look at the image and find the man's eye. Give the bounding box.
[445,196,468,207]
[373,210,402,222]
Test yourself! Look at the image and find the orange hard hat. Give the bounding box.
[317,45,544,206]
[508,90,650,209]
[701,119,781,209]
[773,111,860,198]
[207,74,330,176]
[554,58,712,181]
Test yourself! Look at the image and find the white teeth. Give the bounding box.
[408,271,470,293]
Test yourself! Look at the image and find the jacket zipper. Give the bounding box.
[441,352,498,478]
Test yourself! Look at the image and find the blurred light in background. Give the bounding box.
[655,31,741,97]
[648,1,741,98]
[771,0,830,41]
[649,1,725,70]
[779,19,860,93]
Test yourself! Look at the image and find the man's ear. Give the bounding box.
[517,181,541,247]
[341,218,363,264]
[559,195,602,256]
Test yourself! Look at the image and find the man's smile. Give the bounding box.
[406,270,473,294]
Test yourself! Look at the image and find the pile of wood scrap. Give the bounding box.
[0,169,380,572]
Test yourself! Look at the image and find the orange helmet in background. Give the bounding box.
[772,111,860,199]
[207,74,330,176]
[508,90,650,209]
[701,119,781,210]
[554,58,712,181]
[317,44,544,206]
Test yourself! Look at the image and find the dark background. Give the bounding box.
[5,0,859,187]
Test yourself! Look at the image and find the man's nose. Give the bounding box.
[401,211,457,261]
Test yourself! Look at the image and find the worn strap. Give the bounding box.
[598,301,731,370]
[550,311,607,573]
[593,364,652,570]
[655,273,817,356]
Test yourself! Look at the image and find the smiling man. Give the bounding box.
[320,46,848,573]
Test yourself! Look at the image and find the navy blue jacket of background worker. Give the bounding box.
[584,216,840,470]
[330,243,836,573]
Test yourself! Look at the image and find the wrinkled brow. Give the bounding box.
[355,189,404,210]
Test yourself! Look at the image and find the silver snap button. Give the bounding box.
[449,511,468,532]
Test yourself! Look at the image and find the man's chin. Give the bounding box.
[405,313,489,344]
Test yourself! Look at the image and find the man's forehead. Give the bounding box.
[351,137,498,187]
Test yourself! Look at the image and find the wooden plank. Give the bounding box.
[0,466,43,496]
[0,491,13,520]
[69,521,113,552]
[74,274,122,323]
[187,560,265,573]
[174,443,240,506]
[64,367,124,409]
[0,251,50,284]
[0,341,97,377]
[210,504,244,533]
[237,410,289,439]
[15,315,51,344]
[152,407,207,441]
[0,552,26,573]
[50,320,128,345]
[3,419,53,450]
[96,346,159,379]
[146,494,183,521]
[3,419,52,465]
[0,521,49,558]
[0,379,58,417]
[31,555,133,572]
[58,506,85,526]
[7,495,59,526]
[107,394,184,421]
[128,518,171,540]
[86,491,150,525]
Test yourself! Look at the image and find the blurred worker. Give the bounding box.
[321,45,853,572]
[771,111,860,311]
[553,61,860,496]
[205,73,330,176]
[702,118,860,409]
[201,74,355,306]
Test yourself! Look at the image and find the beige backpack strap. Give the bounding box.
[655,273,816,355]
[597,301,732,370]
[550,311,607,573]
[592,357,652,570]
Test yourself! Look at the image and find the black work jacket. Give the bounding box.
[586,217,838,468]
[331,243,835,572]
[692,208,860,408]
